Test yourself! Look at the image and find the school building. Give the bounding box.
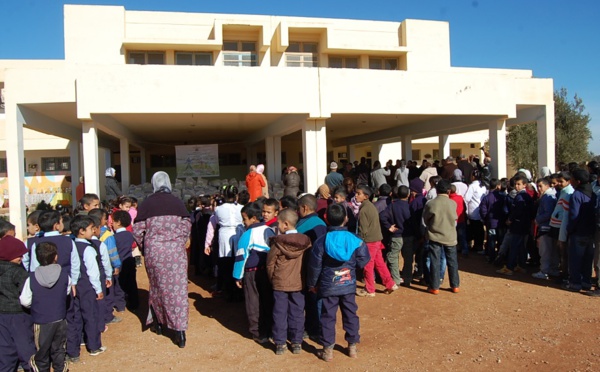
[0,4,554,236]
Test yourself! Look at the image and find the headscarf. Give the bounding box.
[453,169,463,182]
[409,178,424,194]
[540,167,552,178]
[317,184,331,199]
[288,166,298,173]
[256,164,265,175]
[151,171,172,193]
[105,167,116,177]
[518,168,532,182]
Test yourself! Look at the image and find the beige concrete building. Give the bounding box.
[0,5,554,236]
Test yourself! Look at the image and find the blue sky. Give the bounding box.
[2,0,599,154]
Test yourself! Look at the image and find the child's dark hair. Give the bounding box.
[27,210,44,225]
[280,195,298,210]
[333,187,348,199]
[278,208,298,228]
[435,179,451,194]
[536,178,550,186]
[500,178,508,192]
[129,196,138,205]
[429,175,441,187]
[38,210,62,233]
[398,185,410,199]
[513,174,528,185]
[88,214,101,229]
[70,215,94,237]
[263,198,280,211]
[298,194,318,212]
[241,202,262,220]
[61,214,73,234]
[558,171,571,182]
[187,196,198,209]
[77,193,100,211]
[87,208,107,223]
[237,189,250,205]
[356,184,373,198]
[326,203,347,227]
[199,195,211,208]
[112,210,132,228]
[114,195,133,209]
[572,169,590,184]
[378,184,392,197]
[0,219,15,239]
[36,242,58,266]
[222,185,238,202]
[489,178,499,190]
[253,197,266,212]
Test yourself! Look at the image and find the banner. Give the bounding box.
[175,144,219,178]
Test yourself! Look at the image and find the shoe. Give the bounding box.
[400,282,411,288]
[427,288,439,295]
[561,283,581,293]
[291,343,302,354]
[319,346,334,362]
[496,266,513,276]
[252,335,269,344]
[108,316,122,324]
[152,323,163,336]
[532,271,549,280]
[211,290,224,298]
[308,334,320,343]
[514,266,527,273]
[384,284,399,294]
[89,346,107,356]
[66,355,80,363]
[585,289,600,297]
[348,343,358,358]
[356,289,375,297]
[102,325,108,333]
[275,344,287,355]
[177,331,186,348]
[451,287,460,293]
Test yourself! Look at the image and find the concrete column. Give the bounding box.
[140,147,147,183]
[372,143,383,164]
[6,103,27,238]
[120,138,130,193]
[265,136,276,182]
[302,119,328,194]
[402,135,413,161]
[69,140,81,204]
[246,146,258,167]
[274,136,282,182]
[348,145,357,163]
[82,121,101,197]
[537,104,556,173]
[439,135,450,160]
[489,119,507,178]
[380,141,402,164]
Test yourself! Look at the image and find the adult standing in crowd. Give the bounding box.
[256,164,269,198]
[441,156,458,181]
[325,162,344,190]
[457,154,474,184]
[394,160,409,187]
[104,167,122,203]
[370,161,390,191]
[283,166,301,197]
[246,165,265,202]
[133,171,191,348]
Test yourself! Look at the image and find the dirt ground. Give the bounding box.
[71,255,600,372]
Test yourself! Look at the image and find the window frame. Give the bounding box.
[328,55,360,69]
[127,51,166,65]
[286,42,319,68]
[369,57,399,70]
[41,157,71,172]
[175,51,213,66]
[223,41,258,67]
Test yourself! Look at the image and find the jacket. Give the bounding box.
[104,176,122,202]
[267,232,312,291]
[479,190,507,229]
[508,190,534,235]
[245,171,266,202]
[423,194,458,246]
[0,260,29,313]
[535,189,557,228]
[358,199,383,243]
[307,226,370,297]
[464,180,487,220]
[549,185,574,242]
[233,223,275,280]
[380,199,412,238]
[567,184,597,237]
[284,171,301,197]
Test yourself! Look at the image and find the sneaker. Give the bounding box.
[291,343,302,354]
[66,355,80,364]
[275,344,287,355]
[252,335,270,344]
[496,266,513,276]
[532,271,549,280]
[585,289,600,297]
[561,283,581,293]
[427,288,439,295]
[108,316,122,324]
[514,266,527,273]
[89,346,107,356]
[319,346,334,362]
[356,289,375,297]
[348,343,358,358]
[384,284,399,294]
[451,287,460,293]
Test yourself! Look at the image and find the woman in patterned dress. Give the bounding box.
[133,171,191,348]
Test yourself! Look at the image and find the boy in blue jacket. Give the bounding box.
[307,203,370,362]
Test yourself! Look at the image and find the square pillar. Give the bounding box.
[274,136,282,182]
[537,104,556,173]
[6,103,27,238]
[372,143,383,164]
[246,146,258,167]
[402,135,413,160]
[439,135,450,160]
[489,119,507,179]
[69,140,81,204]
[120,138,130,193]
[82,121,101,197]
[348,145,357,164]
[265,136,276,182]
[140,147,147,184]
[302,119,328,194]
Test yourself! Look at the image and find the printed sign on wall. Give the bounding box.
[175,144,219,178]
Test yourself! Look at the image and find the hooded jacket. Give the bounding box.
[267,232,312,291]
[567,183,597,237]
[245,171,266,202]
[0,260,29,313]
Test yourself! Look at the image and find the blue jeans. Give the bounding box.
[424,242,447,285]
[457,222,468,255]
[568,235,594,290]
[486,227,505,260]
[427,241,459,290]
[507,233,527,270]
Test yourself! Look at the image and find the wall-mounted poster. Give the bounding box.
[175,144,219,178]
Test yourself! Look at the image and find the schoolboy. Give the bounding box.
[267,208,312,355]
[380,185,412,286]
[262,198,280,231]
[20,241,70,371]
[0,219,15,239]
[112,210,139,311]
[66,215,105,359]
[354,185,397,296]
[0,235,35,372]
[549,171,574,280]
[480,178,507,262]
[307,203,370,361]
[233,202,276,344]
[532,178,558,279]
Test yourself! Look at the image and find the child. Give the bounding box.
[262,198,280,230]
[532,178,558,279]
[75,193,101,215]
[0,219,16,238]
[26,210,43,238]
[191,195,213,276]
[112,210,139,311]
[233,202,276,344]
[20,241,70,371]
[380,185,412,287]
[333,188,357,234]
[479,179,507,261]
[549,171,574,281]
[129,197,142,267]
[307,203,370,362]
[67,215,105,359]
[0,235,35,372]
[267,208,312,355]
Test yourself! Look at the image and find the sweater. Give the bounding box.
[232,223,274,280]
[508,190,534,235]
[479,190,507,229]
[423,194,458,246]
[267,231,311,292]
[0,260,29,313]
[358,199,384,243]
[380,200,412,238]
[535,189,557,228]
[567,184,596,237]
[549,185,574,242]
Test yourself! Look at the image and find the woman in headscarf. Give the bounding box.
[104,167,122,203]
[133,171,191,348]
[256,164,269,198]
[283,166,301,197]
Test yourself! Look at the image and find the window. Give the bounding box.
[369,57,398,70]
[286,42,318,67]
[218,153,243,166]
[223,41,257,67]
[329,56,359,69]
[150,155,176,168]
[411,150,421,161]
[451,149,462,159]
[175,52,213,66]
[42,157,70,172]
[0,159,6,173]
[127,51,165,65]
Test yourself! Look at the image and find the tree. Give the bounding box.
[507,87,592,175]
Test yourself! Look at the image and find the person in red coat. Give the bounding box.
[246,165,266,202]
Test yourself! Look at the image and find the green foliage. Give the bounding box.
[507,87,592,174]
